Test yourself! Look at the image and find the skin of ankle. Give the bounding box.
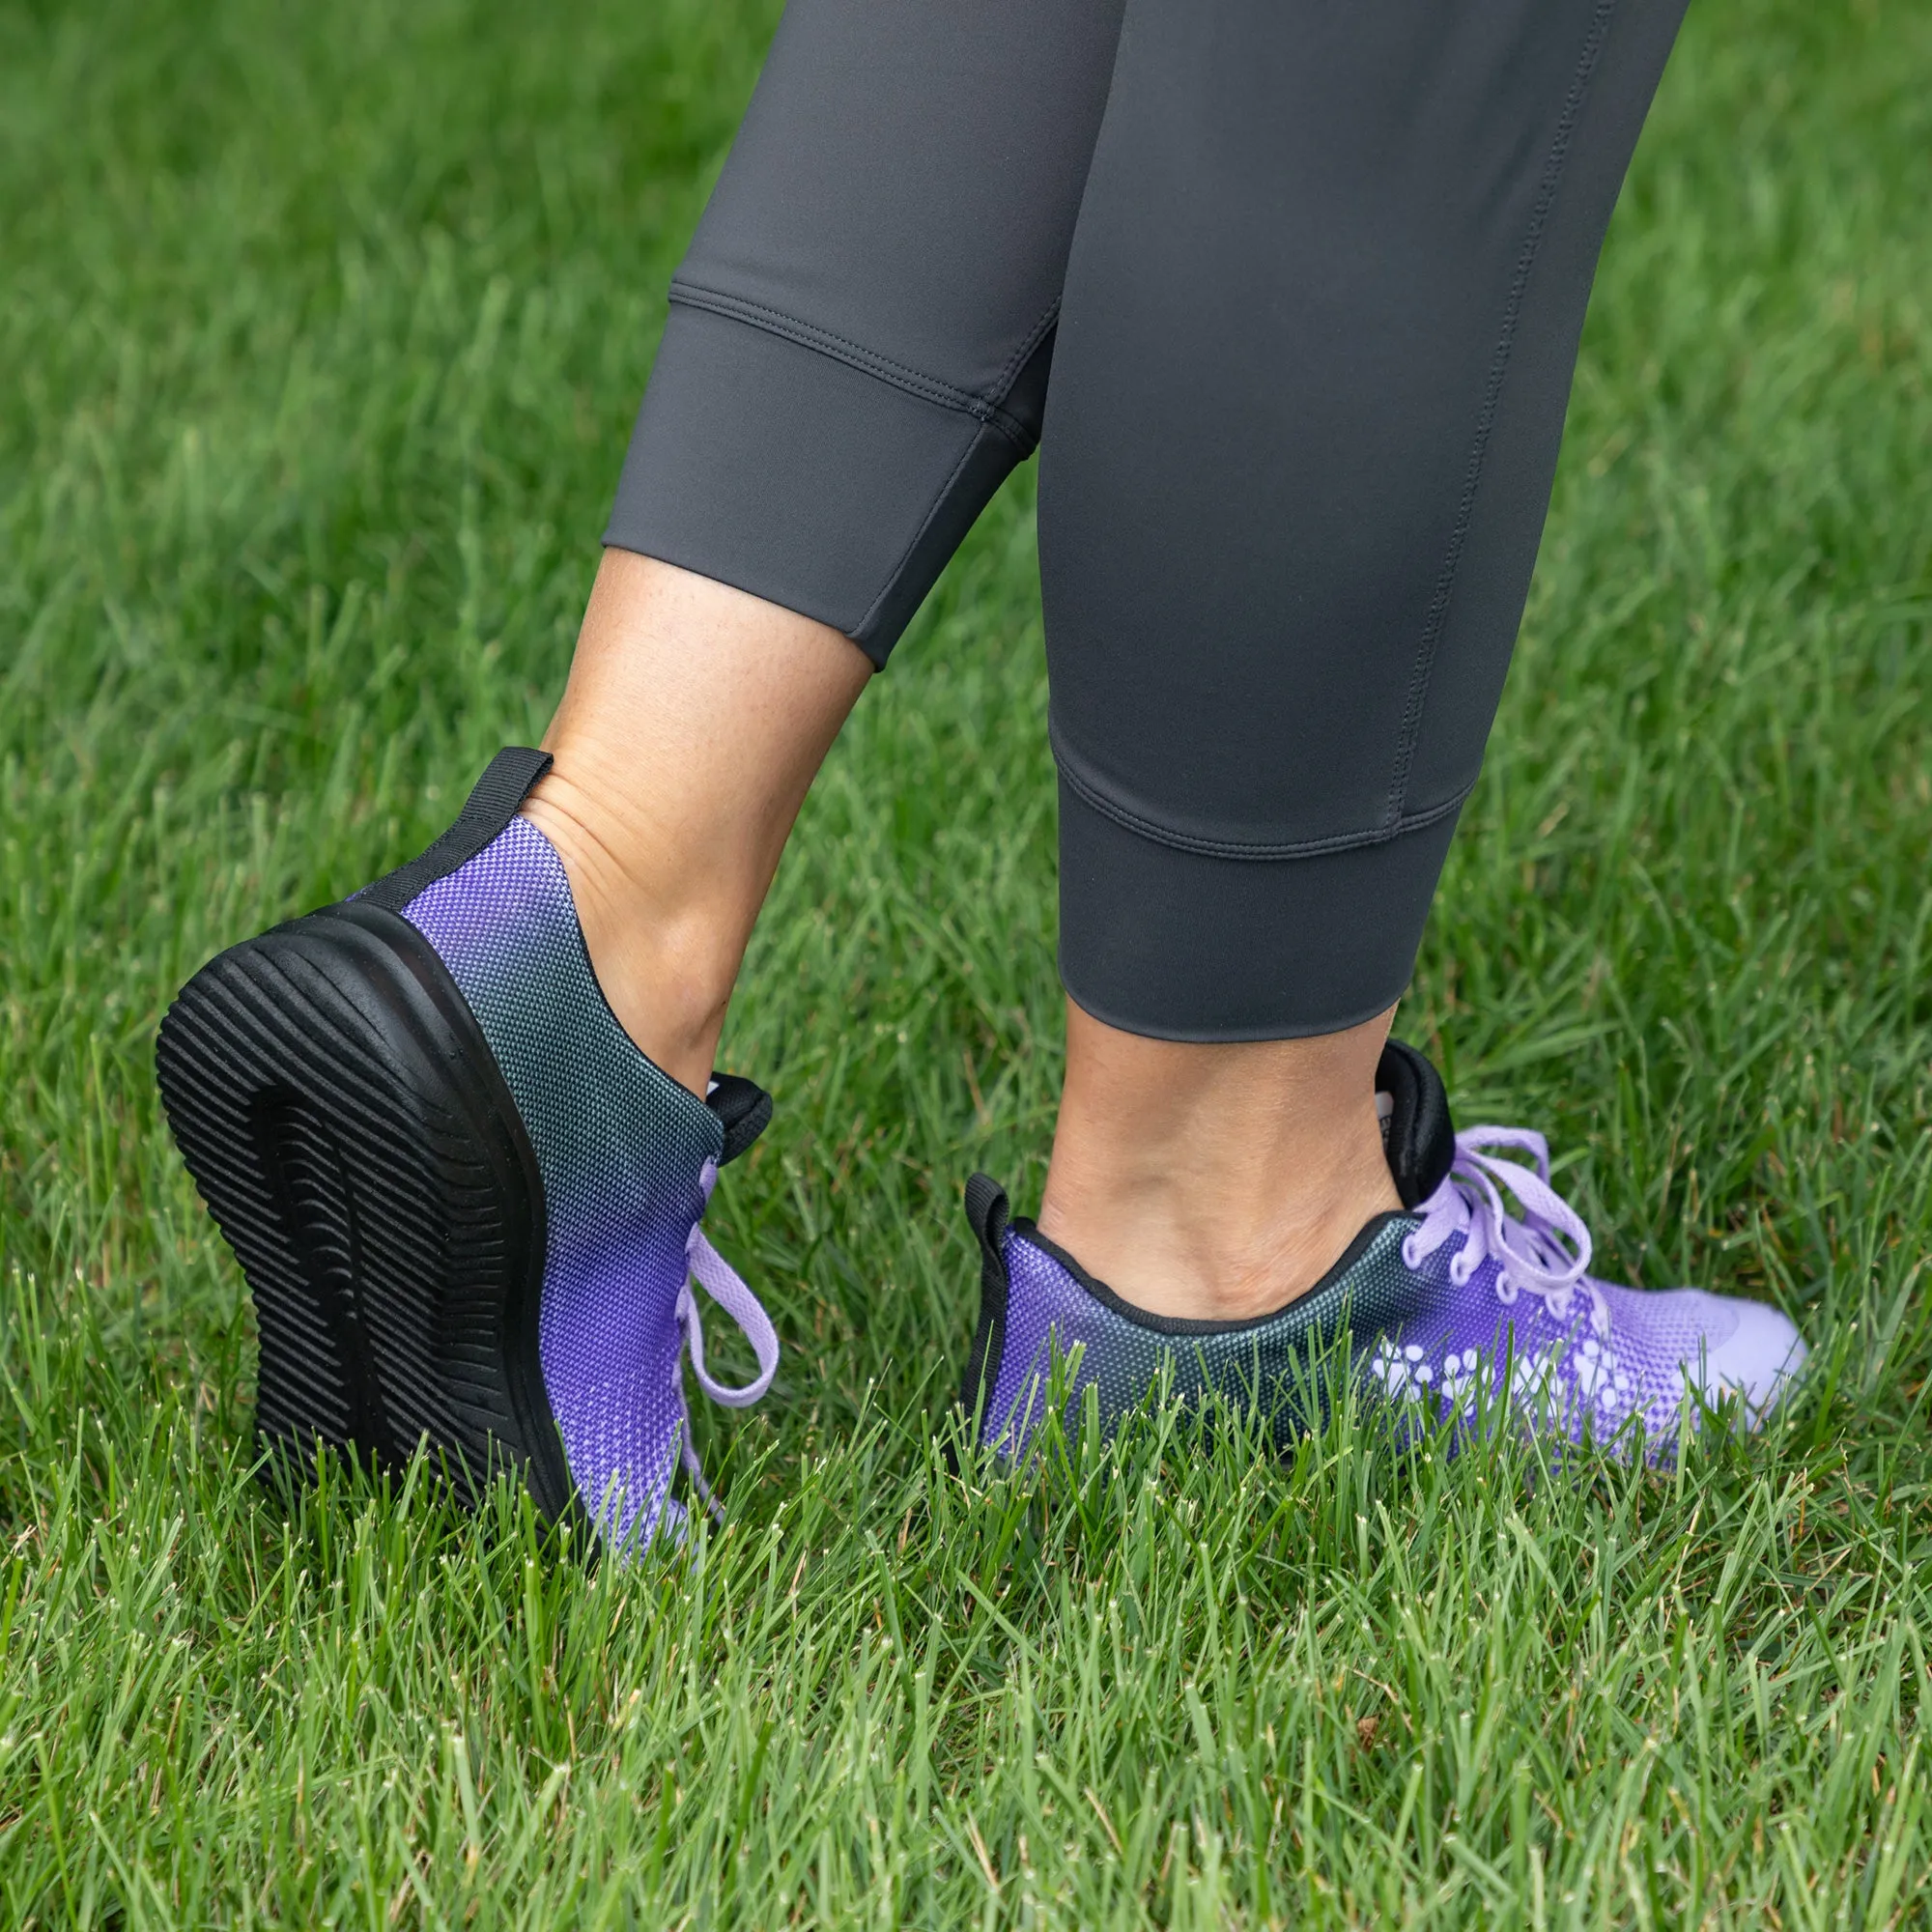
[1035,1001,1403,1322]
[521,549,871,1094]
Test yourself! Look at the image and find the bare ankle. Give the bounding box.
[1035,1000,1403,1321]
[520,781,739,1094]
[1037,1156,1399,1321]
[518,550,870,1094]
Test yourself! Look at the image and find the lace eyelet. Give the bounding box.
[1449,1256,1471,1286]
[1401,1235,1423,1269]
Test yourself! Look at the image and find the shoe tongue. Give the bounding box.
[1375,1038,1455,1208]
[705,1072,773,1163]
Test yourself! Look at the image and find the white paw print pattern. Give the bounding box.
[1437,1347,1484,1416]
[1368,1339,1434,1401]
[1371,1339,1612,1426]
[1570,1337,1635,1416]
[1509,1350,1561,1415]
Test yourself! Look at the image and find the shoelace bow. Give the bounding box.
[673,1157,779,1520]
[1402,1127,1610,1339]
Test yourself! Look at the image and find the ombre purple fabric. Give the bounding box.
[401,814,730,1550]
[970,1070,1806,1466]
[980,1215,1423,1455]
[1364,1125,1807,1454]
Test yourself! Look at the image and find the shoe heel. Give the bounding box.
[156,905,570,1514]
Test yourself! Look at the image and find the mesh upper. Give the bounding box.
[401,814,723,1548]
[987,1219,1427,1454]
[988,1219,1784,1463]
[1362,1261,1751,1452]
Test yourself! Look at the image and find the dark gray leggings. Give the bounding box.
[607,0,1688,1041]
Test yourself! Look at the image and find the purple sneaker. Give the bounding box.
[157,748,778,1552]
[961,1040,1806,1465]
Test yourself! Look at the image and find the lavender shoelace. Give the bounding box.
[1402,1127,1609,1338]
[671,1157,779,1520]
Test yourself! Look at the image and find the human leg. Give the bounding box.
[530,0,1129,1090]
[605,0,1128,662]
[157,0,1131,1549]
[520,551,869,1096]
[1030,0,1690,1313]
[1035,1005,1402,1322]
[966,0,1805,1453]
[1038,0,1696,1042]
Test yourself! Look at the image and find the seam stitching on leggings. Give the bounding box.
[1053,732,1473,862]
[852,429,994,644]
[989,299,1061,405]
[1381,0,1621,831]
[668,281,1037,449]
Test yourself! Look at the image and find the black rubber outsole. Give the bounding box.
[156,900,574,1517]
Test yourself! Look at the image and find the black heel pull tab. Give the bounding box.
[1375,1037,1456,1208]
[359,747,555,913]
[706,1073,774,1164]
[965,1172,1010,1262]
[957,1174,1012,1432]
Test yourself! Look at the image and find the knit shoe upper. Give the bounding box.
[156,747,776,1555]
[1362,1122,1804,1454]
[961,1041,1806,1465]
[400,809,776,1549]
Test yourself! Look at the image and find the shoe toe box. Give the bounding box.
[1679,1293,1807,1421]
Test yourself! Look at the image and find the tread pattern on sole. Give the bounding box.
[156,905,571,1515]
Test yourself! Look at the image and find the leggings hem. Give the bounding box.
[668,281,1047,451]
[606,303,1031,664]
[1053,725,1474,863]
[1056,772,1463,1042]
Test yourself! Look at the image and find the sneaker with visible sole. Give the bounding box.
[157,747,778,1552]
[959,1040,1806,1464]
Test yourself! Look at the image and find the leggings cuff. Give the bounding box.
[605,302,1030,666]
[1056,772,1463,1041]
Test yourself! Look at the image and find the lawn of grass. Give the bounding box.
[2,0,1929,1923]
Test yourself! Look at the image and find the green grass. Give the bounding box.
[2,0,1929,1921]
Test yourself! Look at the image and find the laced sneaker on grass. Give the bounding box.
[960,1039,1805,1464]
[157,748,778,1553]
